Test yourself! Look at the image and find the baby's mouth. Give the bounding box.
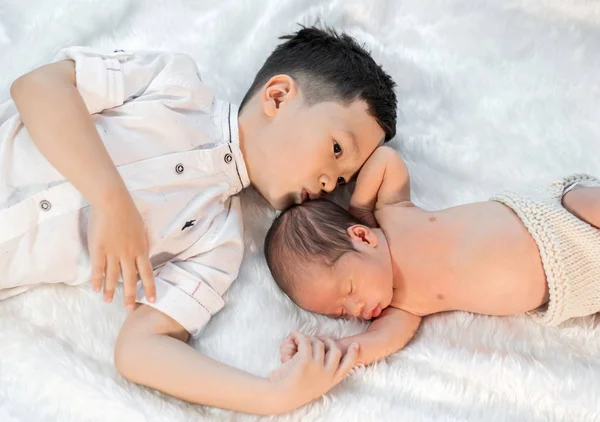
[364,304,382,320]
[371,304,382,318]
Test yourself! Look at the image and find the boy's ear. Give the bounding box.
[261,74,298,118]
[347,225,378,248]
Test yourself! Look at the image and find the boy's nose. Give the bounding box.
[319,175,336,193]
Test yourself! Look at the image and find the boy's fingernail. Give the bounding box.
[104,297,112,303]
[127,304,135,311]
[92,285,100,292]
[148,296,155,303]
[351,343,359,350]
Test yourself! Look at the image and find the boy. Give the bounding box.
[1,27,397,414]
[265,146,600,366]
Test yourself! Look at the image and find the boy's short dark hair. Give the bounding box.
[240,26,397,141]
[264,199,360,297]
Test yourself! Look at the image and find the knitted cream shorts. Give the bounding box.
[491,174,600,326]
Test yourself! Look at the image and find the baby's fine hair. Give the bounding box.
[239,25,397,141]
[264,199,360,297]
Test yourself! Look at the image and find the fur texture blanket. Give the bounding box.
[1,0,600,421]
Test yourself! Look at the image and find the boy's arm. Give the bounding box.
[332,307,421,365]
[10,59,155,307]
[349,146,410,226]
[119,202,359,415]
[115,305,359,415]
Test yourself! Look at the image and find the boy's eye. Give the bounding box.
[337,177,346,186]
[333,140,343,157]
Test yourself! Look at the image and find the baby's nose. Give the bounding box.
[348,301,365,318]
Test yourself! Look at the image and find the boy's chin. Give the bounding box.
[267,193,297,211]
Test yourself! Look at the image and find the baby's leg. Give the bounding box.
[562,187,600,230]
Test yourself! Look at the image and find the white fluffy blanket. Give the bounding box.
[1,1,600,421]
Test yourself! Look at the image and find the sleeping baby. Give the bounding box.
[265,146,600,365]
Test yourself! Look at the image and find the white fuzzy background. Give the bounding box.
[1,0,600,421]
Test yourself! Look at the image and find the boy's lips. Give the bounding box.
[300,189,319,203]
[300,189,309,203]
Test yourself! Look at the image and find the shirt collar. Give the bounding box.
[215,99,251,190]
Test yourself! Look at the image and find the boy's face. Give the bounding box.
[291,227,394,320]
[247,76,385,210]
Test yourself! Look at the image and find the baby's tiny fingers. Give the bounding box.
[281,352,293,363]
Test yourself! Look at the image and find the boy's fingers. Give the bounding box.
[90,253,105,293]
[317,335,335,352]
[323,338,342,369]
[120,260,138,310]
[103,256,119,303]
[311,336,325,362]
[335,343,360,380]
[136,256,155,303]
[292,332,311,359]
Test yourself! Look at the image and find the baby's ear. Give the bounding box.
[346,224,378,247]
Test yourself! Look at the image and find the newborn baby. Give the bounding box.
[265,146,600,365]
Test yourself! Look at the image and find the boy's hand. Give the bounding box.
[88,192,155,309]
[270,332,359,410]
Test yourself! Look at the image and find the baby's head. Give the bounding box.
[239,26,397,210]
[264,199,394,320]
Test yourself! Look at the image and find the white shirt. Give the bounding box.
[0,47,250,337]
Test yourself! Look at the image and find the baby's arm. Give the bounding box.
[349,146,410,226]
[334,307,421,365]
[279,306,422,367]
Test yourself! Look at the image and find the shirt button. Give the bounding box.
[39,200,51,211]
[175,163,184,174]
[224,153,233,164]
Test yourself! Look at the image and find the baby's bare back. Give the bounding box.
[377,201,549,317]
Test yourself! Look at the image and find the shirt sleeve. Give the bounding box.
[135,198,245,338]
[52,47,206,115]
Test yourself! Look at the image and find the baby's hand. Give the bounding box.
[280,334,299,363]
[281,335,350,364]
